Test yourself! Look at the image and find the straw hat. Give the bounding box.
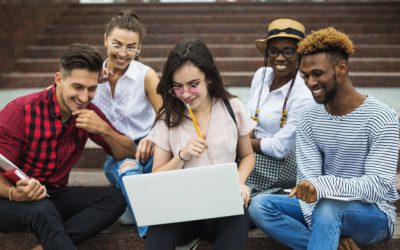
[255,18,305,56]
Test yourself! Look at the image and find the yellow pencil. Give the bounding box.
[186,103,202,137]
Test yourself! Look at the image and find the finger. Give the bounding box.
[288,186,297,197]
[16,179,30,187]
[347,238,359,250]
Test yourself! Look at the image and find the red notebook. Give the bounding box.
[0,154,30,184]
[2,169,27,184]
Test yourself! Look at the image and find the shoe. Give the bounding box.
[118,208,135,226]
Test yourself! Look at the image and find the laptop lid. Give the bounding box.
[122,162,244,226]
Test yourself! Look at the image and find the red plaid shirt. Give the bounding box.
[0,86,112,187]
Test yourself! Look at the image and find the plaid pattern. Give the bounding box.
[0,86,112,187]
[246,150,297,197]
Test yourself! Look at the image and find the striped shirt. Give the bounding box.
[296,96,400,238]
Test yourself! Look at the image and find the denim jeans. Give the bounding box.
[103,154,153,238]
[249,194,390,250]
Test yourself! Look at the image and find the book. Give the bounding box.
[0,153,30,184]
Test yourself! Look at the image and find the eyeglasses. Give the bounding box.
[267,47,296,59]
[107,39,141,56]
[169,83,201,97]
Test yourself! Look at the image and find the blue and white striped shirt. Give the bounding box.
[296,96,400,238]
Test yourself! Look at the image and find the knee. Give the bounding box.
[249,194,276,224]
[25,200,62,225]
[312,199,340,222]
[101,187,126,216]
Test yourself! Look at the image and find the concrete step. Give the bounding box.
[13,57,400,73]
[44,23,400,35]
[1,223,399,250]
[61,3,400,16]
[35,33,400,46]
[19,44,400,59]
[3,71,400,88]
[53,14,399,25]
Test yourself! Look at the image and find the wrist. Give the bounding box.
[8,186,15,201]
[178,150,189,162]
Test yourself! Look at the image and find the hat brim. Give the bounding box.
[255,34,303,56]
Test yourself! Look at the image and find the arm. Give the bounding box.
[144,68,162,113]
[0,101,47,201]
[73,109,135,159]
[257,94,313,158]
[237,133,255,207]
[308,122,399,203]
[152,136,207,173]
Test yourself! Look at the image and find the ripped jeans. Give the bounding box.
[103,154,153,238]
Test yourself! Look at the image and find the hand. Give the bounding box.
[338,237,360,250]
[73,109,109,135]
[135,138,154,162]
[240,183,251,207]
[288,180,317,203]
[180,136,207,161]
[13,178,47,202]
[99,66,114,83]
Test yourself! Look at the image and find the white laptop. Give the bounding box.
[122,162,244,226]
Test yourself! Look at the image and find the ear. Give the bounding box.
[54,72,62,87]
[335,60,348,77]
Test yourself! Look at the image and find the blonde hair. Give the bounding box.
[298,27,354,58]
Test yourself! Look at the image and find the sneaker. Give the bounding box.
[118,208,135,226]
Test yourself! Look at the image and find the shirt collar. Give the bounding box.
[48,84,62,119]
[103,58,137,82]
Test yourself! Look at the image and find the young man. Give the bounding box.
[249,27,399,249]
[0,43,136,249]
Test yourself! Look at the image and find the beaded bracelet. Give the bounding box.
[178,150,188,162]
[8,186,15,201]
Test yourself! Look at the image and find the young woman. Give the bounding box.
[246,19,314,196]
[145,39,256,250]
[91,11,162,234]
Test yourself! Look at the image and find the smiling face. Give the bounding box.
[171,62,209,111]
[104,27,140,71]
[55,69,99,120]
[267,38,300,78]
[300,53,339,104]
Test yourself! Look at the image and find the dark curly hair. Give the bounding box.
[298,27,354,62]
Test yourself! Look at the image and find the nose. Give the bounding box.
[275,52,286,61]
[78,90,89,103]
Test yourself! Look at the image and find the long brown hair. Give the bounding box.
[156,39,234,128]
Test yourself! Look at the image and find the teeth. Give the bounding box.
[275,65,287,70]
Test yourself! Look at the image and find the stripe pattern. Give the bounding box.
[296,96,400,238]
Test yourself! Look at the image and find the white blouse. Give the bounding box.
[92,60,155,141]
[247,67,314,158]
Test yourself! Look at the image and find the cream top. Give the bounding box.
[148,97,256,168]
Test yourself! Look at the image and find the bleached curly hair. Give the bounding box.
[297,27,354,60]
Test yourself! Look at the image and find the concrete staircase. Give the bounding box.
[1,1,400,249]
[1,1,400,88]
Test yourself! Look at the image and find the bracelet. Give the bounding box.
[178,150,188,162]
[8,186,15,202]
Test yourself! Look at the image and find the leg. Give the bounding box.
[249,194,310,250]
[309,199,390,250]
[146,221,199,250]
[0,198,76,250]
[49,186,125,245]
[201,207,250,250]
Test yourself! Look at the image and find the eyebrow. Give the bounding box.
[110,39,138,46]
[172,78,200,86]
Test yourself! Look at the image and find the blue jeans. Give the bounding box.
[249,194,390,250]
[103,154,153,238]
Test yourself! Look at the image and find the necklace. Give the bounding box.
[252,68,297,128]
